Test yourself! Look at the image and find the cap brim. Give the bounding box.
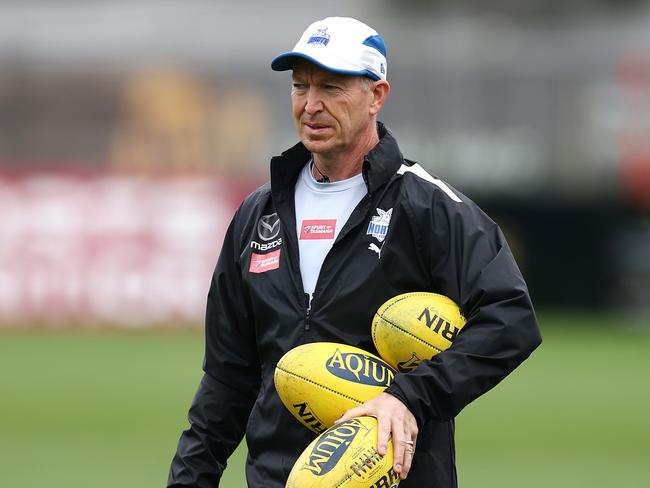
[271,52,380,81]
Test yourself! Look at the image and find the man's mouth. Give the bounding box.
[304,122,329,130]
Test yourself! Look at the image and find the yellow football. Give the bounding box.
[274,342,396,434]
[372,292,466,372]
[286,416,400,488]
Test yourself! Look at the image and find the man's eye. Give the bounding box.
[292,83,306,90]
[324,84,340,90]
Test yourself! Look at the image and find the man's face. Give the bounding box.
[291,62,376,158]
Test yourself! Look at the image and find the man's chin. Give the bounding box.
[300,137,332,154]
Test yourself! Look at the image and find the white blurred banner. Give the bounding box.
[0,172,238,327]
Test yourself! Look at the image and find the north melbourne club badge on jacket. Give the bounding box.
[367,208,392,258]
[367,208,392,242]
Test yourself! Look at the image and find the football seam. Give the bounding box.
[373,315,444,354]
[289,418,391,487]
[377,292,442,314]
[375,292,425,316]
[335,465,386,487]
[379,291,466,322]
[275,367,367,404]
[335,430,387,488]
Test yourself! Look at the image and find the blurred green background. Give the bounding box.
[2,313,648,487]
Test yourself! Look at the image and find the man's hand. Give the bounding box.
[335,392,418,480]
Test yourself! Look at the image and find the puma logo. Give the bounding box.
[368,243,382,258]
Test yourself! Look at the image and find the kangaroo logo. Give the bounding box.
[307,28,331,46]
[366,208,392,243]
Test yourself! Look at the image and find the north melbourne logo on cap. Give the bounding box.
[271,17,388,81]
[307,28,330,46]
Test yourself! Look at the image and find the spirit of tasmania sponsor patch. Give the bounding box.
[300,219,336,240]
[249,249,281,273]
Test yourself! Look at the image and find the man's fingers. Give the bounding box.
[334,405,365,424]
[400,439,415,479]
[392,416,418,479]
[376,414,391,456]
[399,418,418,479]
[391,424,408,476]
[334,393,418,479]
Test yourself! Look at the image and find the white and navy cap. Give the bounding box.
[271,17,388,81]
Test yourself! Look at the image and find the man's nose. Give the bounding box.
[304,89,323,114]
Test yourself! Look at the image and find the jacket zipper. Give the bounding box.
[300,193,372,333]
[304,293,311,331]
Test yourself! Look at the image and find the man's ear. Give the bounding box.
[370,81,390,115]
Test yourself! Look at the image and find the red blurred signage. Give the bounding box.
[0,172,238,326]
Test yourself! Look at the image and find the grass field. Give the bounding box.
[1,313,649,487]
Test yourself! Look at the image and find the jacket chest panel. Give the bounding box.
[239,202,430,360]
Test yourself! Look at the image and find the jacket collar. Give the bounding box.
[270,121,404,200]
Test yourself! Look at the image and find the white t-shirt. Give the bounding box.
[294,162,367,301]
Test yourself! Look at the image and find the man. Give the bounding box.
[168,16,541,487]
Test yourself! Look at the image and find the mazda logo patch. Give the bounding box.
[258,213,281,241]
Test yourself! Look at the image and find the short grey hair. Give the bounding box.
[360,76,375,92]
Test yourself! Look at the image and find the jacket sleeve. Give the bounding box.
[385,195,542,426]
[168,210,260,487]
